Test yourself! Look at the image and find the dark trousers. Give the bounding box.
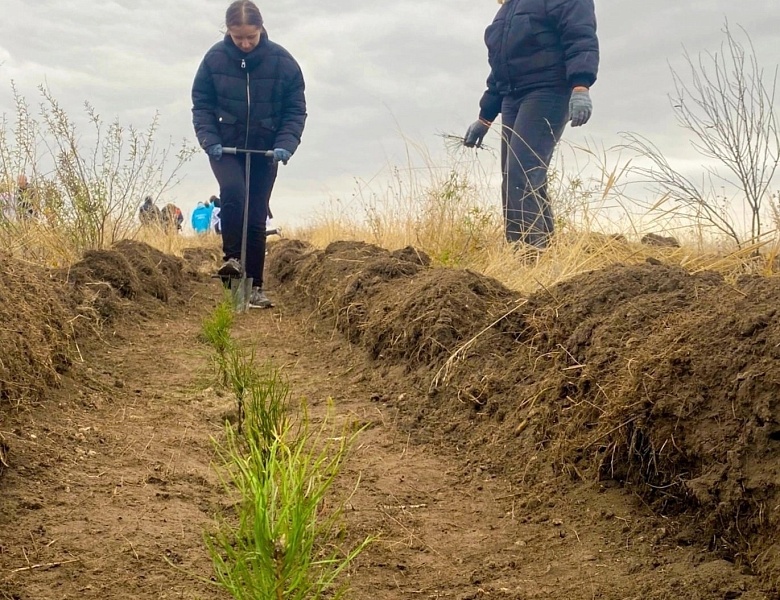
[500,88,570,248]
[209,154,277,284]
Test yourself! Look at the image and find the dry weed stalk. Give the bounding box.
[431,298,528,390]
[623,23,780,248]
[0,432,8,470]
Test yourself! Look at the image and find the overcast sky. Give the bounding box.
[1,0,778,227]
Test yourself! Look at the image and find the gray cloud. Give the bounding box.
[0,0,777,225]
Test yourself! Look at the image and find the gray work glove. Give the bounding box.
[206,144,223,160]
[463,119,491,148]
[272,148,292,165]
[569,89,592,127]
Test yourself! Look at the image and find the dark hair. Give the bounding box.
[226,1,263,29]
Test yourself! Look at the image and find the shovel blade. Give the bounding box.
[227,276,253,313]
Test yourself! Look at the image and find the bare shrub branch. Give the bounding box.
[0,83,199,258]
[624,23,779,248]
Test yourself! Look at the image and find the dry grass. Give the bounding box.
[134,225,222,257]
[0,431,8,472]
[288,145,775,295]
[0,255,72,406]
[1,132,775,293]
[293,141,498,258]
[0,220,221,268]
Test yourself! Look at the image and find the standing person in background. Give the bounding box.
[139,196,162,226]
[191,201,212,234]
[463,0,599,251]
[191,0,307,309]
[210,196,222,235]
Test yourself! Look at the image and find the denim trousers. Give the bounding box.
[209,154,277,284]
[500,88,570,248]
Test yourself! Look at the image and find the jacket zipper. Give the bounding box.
[241,58,250,148]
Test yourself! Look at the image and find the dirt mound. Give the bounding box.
[459,264,780,583]
[1,241,195,474]
[265,239,310,283]
[68,248,141,299]
[267,239,424,315]
[359,268,514,367]
[65,240,187,322]
[443,262,780,572]
[68,240,184,302]
[112,239,185,299]
[268,240,513,367]
[519,268,775,489]
[181,245,222,277]
[267,243,780,585]
[0,256,72,405]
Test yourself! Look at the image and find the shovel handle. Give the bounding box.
[222,147,274,158]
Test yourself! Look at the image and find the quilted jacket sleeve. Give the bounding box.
[191,57,222,150]
[548,0,599,88]
[478,71,503,123]
[273,59,307,155]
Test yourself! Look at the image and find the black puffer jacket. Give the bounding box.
[478,0,599,122]
[192,32,306,154]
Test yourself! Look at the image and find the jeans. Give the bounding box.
[500,88,570,248]
[209,154,277,285]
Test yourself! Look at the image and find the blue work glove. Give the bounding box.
[272,148,292,165]
[569,89,593,127]
[463,119,491,148]
[206,144,223,161]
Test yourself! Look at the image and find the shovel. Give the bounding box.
[219,147,275,312]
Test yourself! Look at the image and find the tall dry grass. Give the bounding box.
[290,141,777,294]
[1,82,775,286]
[0,218,221,268]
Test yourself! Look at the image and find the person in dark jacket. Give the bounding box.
[139,196,162,226]
[192,0,306,309]
[464,0,599,250]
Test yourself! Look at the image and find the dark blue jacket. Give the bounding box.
[478,0,599,122]
[192,32,306,154]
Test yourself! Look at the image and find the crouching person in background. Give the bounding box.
[161,203,184,232]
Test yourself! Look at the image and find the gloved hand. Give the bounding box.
[569,89,593,127]
[206,144,223,160]
[463,119,491,148]
[272,148,292,165]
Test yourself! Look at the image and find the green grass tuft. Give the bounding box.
[207,372,371,600]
